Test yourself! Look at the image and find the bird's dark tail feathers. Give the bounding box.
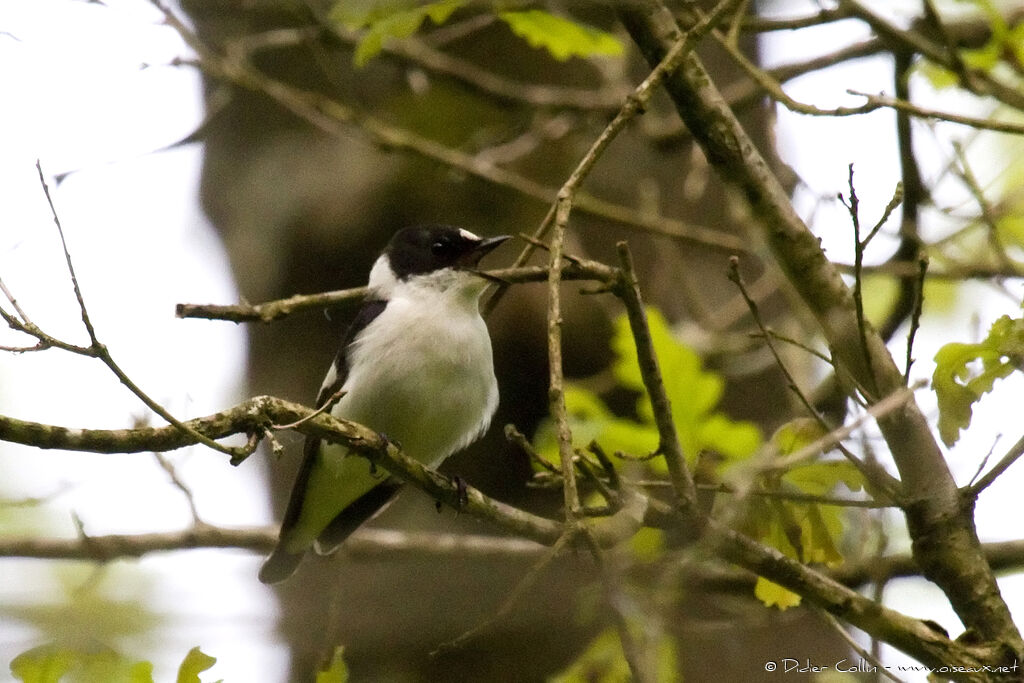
[314,478,403,555]
[258,547,305,585]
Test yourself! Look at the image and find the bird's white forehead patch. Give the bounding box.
[458,228,480,242]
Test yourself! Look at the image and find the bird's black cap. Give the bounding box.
[386,225,510,279]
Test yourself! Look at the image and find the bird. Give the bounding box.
[259,225,510,584]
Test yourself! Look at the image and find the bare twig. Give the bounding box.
[847,92,1024,136]
[180,263,616,323]
[548,197,582,520]
[615,244,699,512]
[838,165,874,389]
[727,256,903,500]
[817,609,907,683]
[153,452,204,524]
[952,141,1015,269]
[432,531,578,656]
[967,434,1024,499]
[903,257,928,383]
[0,526,548,561]
[271,389,345,429]
[31,163,256,461]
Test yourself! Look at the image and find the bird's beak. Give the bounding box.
[458,234,511,268]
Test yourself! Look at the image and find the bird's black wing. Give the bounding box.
[258,299,390,584]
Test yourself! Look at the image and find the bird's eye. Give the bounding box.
[431,239,450,254]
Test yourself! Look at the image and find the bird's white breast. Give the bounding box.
[334,278,498,467]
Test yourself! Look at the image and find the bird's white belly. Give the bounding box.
[334,297,498,467]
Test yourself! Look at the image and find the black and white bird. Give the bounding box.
[259,225,510,584]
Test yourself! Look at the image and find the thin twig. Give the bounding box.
[581,532,658,683]
[817,608,907,683]
[848,91,1024,136]
[431,530,578,656]
[37,160,99,344]
[616,244,699,511]
[0,276,33,324]
[903,257,928,383]
[34,163,252,460]
[967,434,1024,499]
[548,197,582,520]
[839,165,876,390]
[181,263,616,323]
[952,141,1015,270]
[504,423,559,475]
[271,389,345,429]
[153,452,204,524]
[727,256,903,499]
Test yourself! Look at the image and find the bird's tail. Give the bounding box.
[313,478,403,555]
[258,547,305,584]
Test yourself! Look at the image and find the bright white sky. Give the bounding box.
[1,0,1023,681]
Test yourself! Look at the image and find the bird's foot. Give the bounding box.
[452,475,469,511]
[435,475,469,514]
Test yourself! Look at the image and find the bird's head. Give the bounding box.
[368,225,510,299]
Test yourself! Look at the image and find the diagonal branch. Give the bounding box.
[617,0,1023,663]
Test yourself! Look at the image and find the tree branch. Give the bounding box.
[618,0,1023,664]
[1,394,1009,676]
[176,262,619,323]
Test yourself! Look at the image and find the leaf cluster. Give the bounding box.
[331,1,623,66]
[934,312,1024,446]
[534,309,867,610]
[10,645,216,683]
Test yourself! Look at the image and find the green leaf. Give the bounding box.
[534,308,761,479]
[753,519,802,609]
[915,61,960,90]
[859,272,899,328]
[783,461,865,496]
[176,647,216,683]
[613,309,760,462]
[933,314,1024,446]
[802,505,844,565]
[10,645,74,683]
[998,214,1024,248]
[550,628,680,683]
[10,644,155,683]
[742,422,860,609]
[628,527,665,563]
[754,576,802,610]
[315,646,350,683]
[498,10,623,62]
[1010,23,1024,66]
[961,41,1003,71]
[533,385,660,465]
[549,629,631,683]
[330,1,467,66]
